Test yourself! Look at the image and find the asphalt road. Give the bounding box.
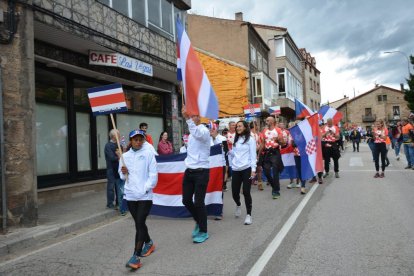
[1,142,414,276]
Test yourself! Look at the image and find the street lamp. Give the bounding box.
[384,50,412,76]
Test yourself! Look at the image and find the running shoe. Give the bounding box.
[244,215,252,225]
[300,188,307,194]
[192,224,200,238]
[318,178,323,184]
[380,172,385,178]
[272,192,280,199]
[235,206,241,218]
[335,172,339,178]
[126,255,142,270]
[258,182,264,191]
[141,240,155,257]
[323,172,329,178]
[193,232,209,243]
[374,172,380,178]
[287,183,294,189]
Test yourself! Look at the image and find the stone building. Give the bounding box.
[337,85,410,129]
[300,48,321,111]
[0,0,191,229]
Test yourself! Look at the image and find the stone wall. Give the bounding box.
[32,0,177,72]
[0,1,37,227]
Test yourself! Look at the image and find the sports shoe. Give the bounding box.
[244,215,252,225]
[335,172,339,178]
[374,172,380,178]
[300,188,307,194]
[235,206,241,218]
[287,183,294,189]
[404,166,412,169]
[318,177,323,184]
[120,211,127,216]
[272,192,280,199]
[214,215,222,221]
[192,224,200,238]
[323,172,329,178]
[294,183,301,188]
[380,172,385,178]
[309,177,317,184]
[193,232,209,243]
[258,182,264,191]
[141,240,155,257]
[126,254,142,270]
[396,155,400,161]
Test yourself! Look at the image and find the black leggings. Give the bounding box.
[127,200,153,255]
[231,168,252,215]
[374,142,387,172]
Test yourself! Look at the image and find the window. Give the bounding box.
[254,77,262,97]
[274,38,285,57]
[112,0,129,16]
[277,68,286,96]
[131,0,146,26]
[125,90,163,114]
[309,78,313,90]
[377,95,387,102]
[311,99,314,110]
[365,108,372,116]
[250,44,257,67]
[76,112,91,171]
[257,52,263,71]
[393,106,400,116]
[316,83,320,94]
[263,59,268,74]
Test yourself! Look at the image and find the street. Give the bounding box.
[1,143,414,276]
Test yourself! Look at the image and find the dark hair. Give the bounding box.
[234,121,250,146]
[139,122,148,129]
[159,131,168,142]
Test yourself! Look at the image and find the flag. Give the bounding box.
[87,83,127,116]
[318,105,343,125]
[279,145,297,179]
[269,106,281,115]
[150,144,223,218]
[289,114,323,180]
[243,103,261,117]
[295,98,315,119]
[176,18,219,119]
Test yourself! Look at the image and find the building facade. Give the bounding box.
[254,24,304,121]
[337,85,410,129]
[187,13,277,117]
[0,0,191,228]
[300,48,321,111]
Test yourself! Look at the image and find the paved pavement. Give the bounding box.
[0,142,413,275]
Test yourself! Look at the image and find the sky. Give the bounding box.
[189,0,414,104]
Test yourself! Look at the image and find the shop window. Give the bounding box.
[76,112,92,171]
[35,68,67,103]
[36,103,69,175]
[97,116,108,170]
[125,90,162,114]
[74,79,97,107]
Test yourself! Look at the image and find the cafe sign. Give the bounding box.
[89,51,153,77]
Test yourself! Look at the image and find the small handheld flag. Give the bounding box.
[87,83,127,116]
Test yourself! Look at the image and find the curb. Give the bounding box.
[0,210,119,258]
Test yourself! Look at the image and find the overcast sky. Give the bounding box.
[190,0,414,103]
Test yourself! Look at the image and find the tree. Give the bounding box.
[404,55,414,111]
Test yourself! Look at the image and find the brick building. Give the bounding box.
[0,0,191,229]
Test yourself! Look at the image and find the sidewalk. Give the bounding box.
[0,190,121,258]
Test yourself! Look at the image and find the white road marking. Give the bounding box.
[349,157,364,167]
[247,183,319,276]
[340,169,406,172]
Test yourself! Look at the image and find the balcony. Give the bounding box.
[362,115,376,122]
[388,114,401,121]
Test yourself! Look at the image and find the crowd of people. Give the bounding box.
[104,108,414,270]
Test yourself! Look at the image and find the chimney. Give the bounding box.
[400,83,404,92]
[235,12,243,21]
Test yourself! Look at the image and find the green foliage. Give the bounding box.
[404,55,414,111]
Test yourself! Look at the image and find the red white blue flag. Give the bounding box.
[176,18,219,119]
[295,98,315,119]
[289,114,323,180]
[318,105,343,125]
[87,83,127,116]
[243,103,261,117]
[150,145,223,218]
[279,145,298,179]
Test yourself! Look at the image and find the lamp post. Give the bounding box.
[384,50,412,76]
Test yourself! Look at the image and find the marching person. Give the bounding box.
[372,120,388,178]
[179,134,189,153]
[401,117,414,169]
[210,123,228,192]
[258,116,286,199]
[349,127,361,152]
[250,121,264,190]
[120,129,158,270]
[228,121,257,225]
[181,106,211,243]
[139,122,154,145]
[321,118,341,178]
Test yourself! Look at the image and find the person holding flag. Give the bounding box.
[258,116,286,199]
[321,118,341,178]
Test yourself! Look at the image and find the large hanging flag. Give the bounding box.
[150,144,223,218]
[289,114,323,180]
[243,103,261,117]
[295,98,315,119]
[87,83,127,116]
[318,105,343,125]
[176,18,219,119]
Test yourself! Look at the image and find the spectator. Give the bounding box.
[139,122,153,145]
[349,128,361,152]
[401,118,414,169]
[157,131,173,155]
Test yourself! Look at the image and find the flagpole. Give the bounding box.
[109,113,128,182]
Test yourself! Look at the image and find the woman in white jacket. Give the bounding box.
[229,121,257,225]
[119,129,158,270]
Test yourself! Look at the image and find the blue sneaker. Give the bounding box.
[141,240,155,257]
[193,232,209,243]
[272,192,280,199]
[126,254,142,270]
[192,224,200,238]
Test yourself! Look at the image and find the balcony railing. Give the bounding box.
[388,114,401,121]
[362,115,376,122]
